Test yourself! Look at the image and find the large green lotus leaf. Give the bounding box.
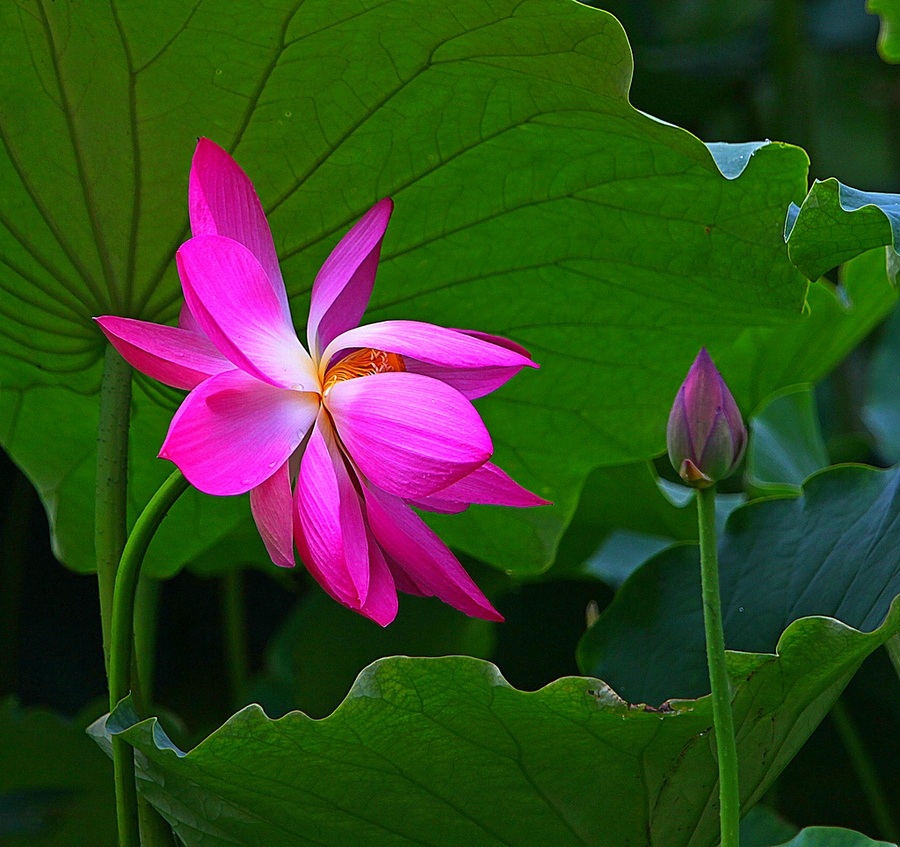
[0,1,817,578]
[776,829,896,847]
[0,699,115,846]
[92,590,900,847]
[785,179,900,284]
[578,465,900,705]
[868,0,900,62]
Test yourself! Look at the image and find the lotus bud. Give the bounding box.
[666,348,747,488]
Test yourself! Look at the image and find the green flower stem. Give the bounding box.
[96,345,133,673]
[109,469,189,847]
[133,575,161,708]
[221,569,250,709]
[696,485,740,847]
[830,696,899,842]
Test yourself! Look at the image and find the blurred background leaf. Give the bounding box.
[747,385,830,494]
[717,249,896,415]
[863,303,900,464]
[548,460,743,586]
[868,0,900,62]
[0,698,115,846]
[742,806,801,847]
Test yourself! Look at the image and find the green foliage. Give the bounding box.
[785,180,900,284]
[88,464,900,846]
[578,465,900,704]
[93,590,900,847]
[736,250,897,404]
[868,0,900,62]
[0,0,826,580]
[0,698,115,846]
[718,249,897,415]
[556,360,872,587]
[4,2,900,839]
[2,1,897,584]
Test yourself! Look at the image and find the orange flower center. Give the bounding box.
[322,348,406,395]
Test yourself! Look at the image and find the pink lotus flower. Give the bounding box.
[96,139,546,625]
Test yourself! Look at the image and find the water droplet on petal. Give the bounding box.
[739,607,744,612]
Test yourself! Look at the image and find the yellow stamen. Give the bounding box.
[322,348,405,395]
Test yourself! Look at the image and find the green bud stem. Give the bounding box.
[109,469,189,847]
[696,485,740,847]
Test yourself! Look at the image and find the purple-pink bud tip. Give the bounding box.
[666,348,747,488]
